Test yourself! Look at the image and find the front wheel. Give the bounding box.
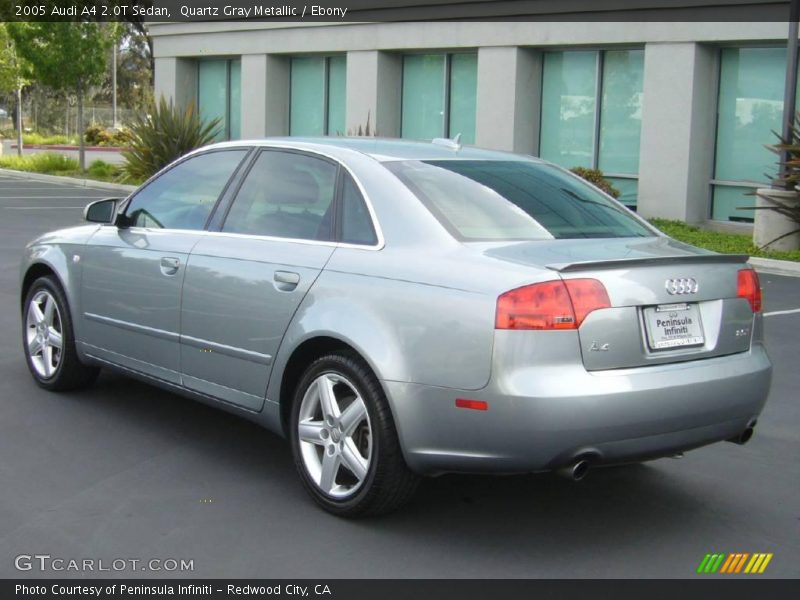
[289,352,419,517]
[22,276,99,391]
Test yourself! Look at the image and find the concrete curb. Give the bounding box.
[11,144,124,153]
[748,257,800,278]
[0,168,136,194]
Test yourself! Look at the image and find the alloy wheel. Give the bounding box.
[25,290,63,379]
[297,373,372,498]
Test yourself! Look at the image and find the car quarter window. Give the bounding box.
[124,150,248,230]
[222,150,338,241]
[339,172,378,246]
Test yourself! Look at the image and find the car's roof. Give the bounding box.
[204,137,541,163]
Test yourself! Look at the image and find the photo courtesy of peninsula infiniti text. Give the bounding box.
[19,138,772,516]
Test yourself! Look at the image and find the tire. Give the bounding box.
[289,351,419,517]
[22,276,99,391]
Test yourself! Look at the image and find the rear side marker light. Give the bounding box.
[495,279,611,330]
[455,399,489,411]
[737,269,762,313]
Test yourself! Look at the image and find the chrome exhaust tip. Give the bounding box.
[557,459,590,481]
[727,427,754,445]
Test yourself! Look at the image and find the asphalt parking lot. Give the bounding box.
[0,173,798,579]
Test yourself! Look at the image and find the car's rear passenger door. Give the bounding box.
[179,149,339,411]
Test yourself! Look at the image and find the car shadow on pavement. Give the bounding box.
[53,369,714,566]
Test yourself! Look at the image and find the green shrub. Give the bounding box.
[569,167,621,199]
[649,218,800,262]
[0,152,79,173]
[122,96,221,181]
[84,125,132,147]
[84,124,104,145]
[86,159,119,180]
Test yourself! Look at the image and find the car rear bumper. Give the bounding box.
[384,342,772,475]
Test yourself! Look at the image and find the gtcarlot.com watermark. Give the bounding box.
[14,554,194,573]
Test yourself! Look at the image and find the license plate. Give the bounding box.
[643,302,704,350]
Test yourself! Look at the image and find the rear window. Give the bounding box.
[385,159,654,240]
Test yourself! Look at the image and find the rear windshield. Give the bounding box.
[385,159,654,240]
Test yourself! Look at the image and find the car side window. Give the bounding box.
[222,150,337,241]
[124,150,247,230]
[339,172,378,246]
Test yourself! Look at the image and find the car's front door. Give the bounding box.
[79,149,249,383]
[179,149,342,410]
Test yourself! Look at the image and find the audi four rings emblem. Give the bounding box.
[665,278,699,295]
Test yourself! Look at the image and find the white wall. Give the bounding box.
[638,43,717,223]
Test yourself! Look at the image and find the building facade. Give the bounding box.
[149,20,800,226]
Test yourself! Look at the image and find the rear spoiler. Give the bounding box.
[546,254,750,273]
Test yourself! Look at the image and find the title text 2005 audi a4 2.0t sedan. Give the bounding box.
[20,139,771,516]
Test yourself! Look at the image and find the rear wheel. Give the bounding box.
[289,352,419,517]
[22,276,99,391]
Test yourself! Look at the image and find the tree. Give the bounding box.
[93,22,153,114]
[0,23,28,157]
[8,22,116,170]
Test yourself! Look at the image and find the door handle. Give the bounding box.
[274,270,300,291]
[160,256,180,276]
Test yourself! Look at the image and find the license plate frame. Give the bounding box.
[643,302,705,351]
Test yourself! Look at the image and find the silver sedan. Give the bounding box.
[19,138,772,516]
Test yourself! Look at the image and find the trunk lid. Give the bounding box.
[481,237,756,370]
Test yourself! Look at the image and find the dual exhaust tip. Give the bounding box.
[556,458,591,482]
[727,424,756,446]
[556,422,757,481]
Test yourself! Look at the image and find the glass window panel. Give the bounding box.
[229,59,241,140]
[223,151,338,240]
[606,177,639,209]
[448,53,478,144]
[125,151,247,230]
[711,185,756,222]
[540,51,598,169]
[402,54,446,140]
[715,48,787,183]
[387,160,653,241]
[340,173,378,245]
[198,60,228,142]
[290,57,326,136]
[326,56,347,136]
[599,50,644,175]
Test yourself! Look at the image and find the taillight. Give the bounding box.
[495,279,611,330]
[737,269,762,313]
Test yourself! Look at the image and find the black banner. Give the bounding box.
[0,0,798,22]
[3,579,800,600]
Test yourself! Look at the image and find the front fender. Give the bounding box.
[20,225,99,347]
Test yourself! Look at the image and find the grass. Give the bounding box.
[0,152,79,174]
[22,133,77,146]
[650,218,800,262]
[0,153,142,185]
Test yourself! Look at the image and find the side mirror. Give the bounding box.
[84,198,120,224]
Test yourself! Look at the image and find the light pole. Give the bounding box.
[15,84,22,157]
[112,41,118,128]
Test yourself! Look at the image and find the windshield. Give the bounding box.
[385,159,654,241]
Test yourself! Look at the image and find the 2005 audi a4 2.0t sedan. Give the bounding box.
[20,138,772,516]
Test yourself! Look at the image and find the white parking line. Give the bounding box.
[1,206,84,210]
[763,308,800,317]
